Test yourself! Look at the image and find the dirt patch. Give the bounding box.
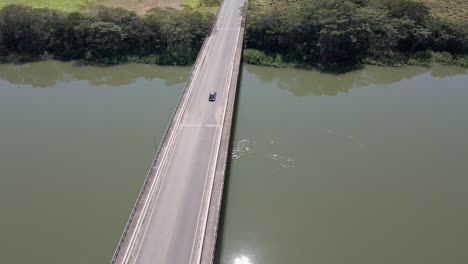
[416,0,468,22]
[93,0,184,14]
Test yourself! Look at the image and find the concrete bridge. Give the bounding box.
[111,0,246,263]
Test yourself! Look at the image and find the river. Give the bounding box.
[0,61,467,264]
[216,64,468,264]
[0,61,190,263]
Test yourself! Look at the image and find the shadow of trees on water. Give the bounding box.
[244,64,467,97]
[0,60,191,88]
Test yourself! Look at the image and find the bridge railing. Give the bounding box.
[110,2,226,263]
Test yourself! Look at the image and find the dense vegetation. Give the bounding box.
[1,0,467,67]
[0,5,214,65]
[244,0,468,67]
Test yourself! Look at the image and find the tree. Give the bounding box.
[392,17,430,52]
[0,5,50,55]
[47,12,90,59]
[151,8,212,64]
[82,21,126,61]
[380,0,430,25]
[360,7,398,55]
[314,0,370,63]
[429,19,466,53]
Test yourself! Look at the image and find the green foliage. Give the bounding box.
[431,52,468,67]
[0,0,96,13]
[184,0,220,9]
[0,5,51,55]
[245,0,468,67]
[243,49,287,67]
[201,0,221,7]
[243,49,268,64]
[379,0,430,24]
[126,55,161,64]
[184,0,202,8]
[83,21,126,60]
[0,5,214,65]
[431,51,454,64]
[313,0,370,63]
[362,50,468,67]
[361,51,407,66]
[152,8,213,65]
[455,56,468,68]
[407,50,432,65]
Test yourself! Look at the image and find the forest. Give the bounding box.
[1,0,467,66]
[244,0,468,67]
[0,5,214,64]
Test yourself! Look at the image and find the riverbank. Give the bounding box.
[2,60,467,264]
[1,0,467,68]
[0,5,214,65]
[216,63,468,264]
[244,0,468,68]
[243,49,468,68]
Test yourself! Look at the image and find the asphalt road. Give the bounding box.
[119,0,245,263]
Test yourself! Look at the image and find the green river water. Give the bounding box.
[0,61,467,264]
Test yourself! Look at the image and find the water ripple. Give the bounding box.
[272,153,296,168]
[231,139,254,159]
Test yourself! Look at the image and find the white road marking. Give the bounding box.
[117,0,244,262]
[120,17,215,264]
[191,4,244,263]
[130,44,213,263]
[216,28,239,31]
[182,124,218,128]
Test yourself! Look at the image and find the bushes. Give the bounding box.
[315,0,370,63]
[362,50,468,67]
[243,49,268,64]
[0,5,214,65]
[245,0,468,67]
[243,48,286,67]
[2,0,466,67]
[0,5,51,55]
[84,22,126,60]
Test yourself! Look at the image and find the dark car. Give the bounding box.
[209,91,217,102]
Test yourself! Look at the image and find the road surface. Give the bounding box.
[114,0,246,263]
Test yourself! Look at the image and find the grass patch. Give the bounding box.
[198,5,219,14]
[0,0,98,12]
[265,0,468,22]
[0,0,217,13]
[415,0,468,22]
[92,0,184,14]
[183,0,202,8]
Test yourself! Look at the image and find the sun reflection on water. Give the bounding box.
[234,255,252,264]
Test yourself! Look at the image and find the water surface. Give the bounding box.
[0,61,190,263]
[1,61,467,264]
[216,64,468,264]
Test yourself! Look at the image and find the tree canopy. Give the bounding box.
[0,5,214,64]
[244,0,468,66]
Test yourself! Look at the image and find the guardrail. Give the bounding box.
[199,1,248,262]
[110,2,227,263]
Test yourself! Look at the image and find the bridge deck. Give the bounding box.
[111,0,246,263]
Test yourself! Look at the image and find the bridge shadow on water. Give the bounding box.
[213,60,244,264]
